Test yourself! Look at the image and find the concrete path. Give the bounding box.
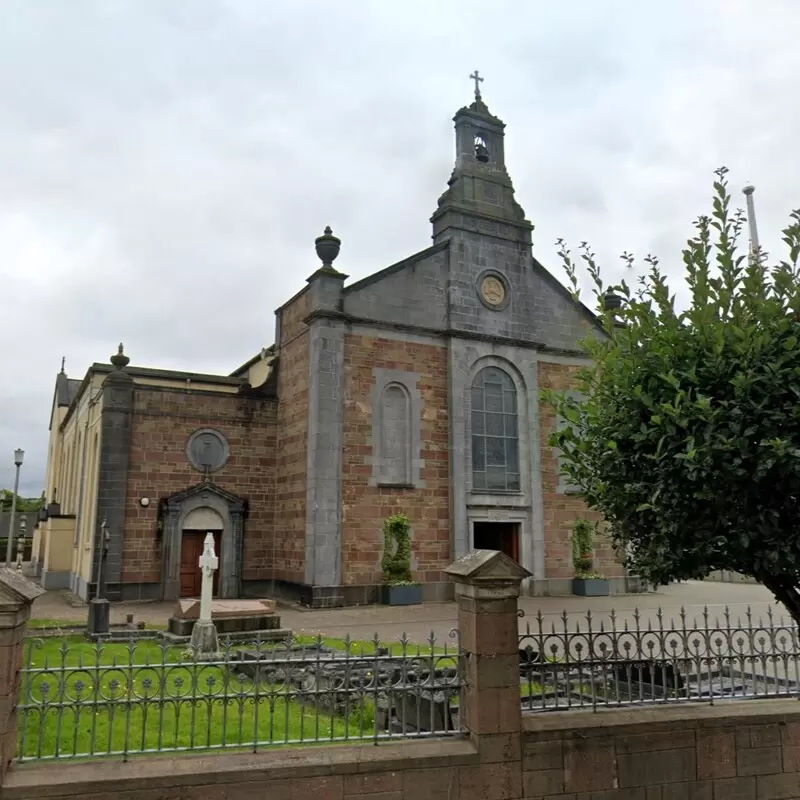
[29,580,787,645]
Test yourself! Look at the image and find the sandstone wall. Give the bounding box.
[341,332,450,587]
[124,388,278,587]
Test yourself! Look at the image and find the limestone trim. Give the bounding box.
[464,355,529,499]
[449,342,546,584]
[475,269,511,312]
[348,324,443,348]
[160,482,245,601]
[185,428,230,474]
[304,320,345,588]
[368,368,425,489]
[536,352,594,367]
[466,505,531,575]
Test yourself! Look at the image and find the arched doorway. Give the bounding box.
[179,507,223,598]
[160,482,246,601]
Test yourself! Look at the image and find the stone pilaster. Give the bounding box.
[446,550,529,799]
[303,229,348,603]
[0,570,44,785]
[304,318,346,598]
[94,345,134,601]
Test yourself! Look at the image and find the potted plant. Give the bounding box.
[571,517,610,597]
[380,513,422,606]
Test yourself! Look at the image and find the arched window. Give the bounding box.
[474,134,489,163]
[379,383,411,485]
[64,444,73,514]
[471,367,520,492]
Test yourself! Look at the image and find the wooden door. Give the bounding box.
[179,531,221,598]
[473,522,520,564]
[501,524,520,563]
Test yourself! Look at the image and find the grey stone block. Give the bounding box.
[41,569,71,590]
[305,320,345,587]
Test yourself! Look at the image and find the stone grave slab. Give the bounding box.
[173,598,276,620]
[167,597,280,639]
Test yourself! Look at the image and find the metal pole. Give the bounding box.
[6,463,20,565]
[96,519,107,598]
[743,185,761,266]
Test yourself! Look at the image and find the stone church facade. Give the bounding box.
[34,89,633,606]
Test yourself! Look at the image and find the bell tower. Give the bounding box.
[431,72,532,246]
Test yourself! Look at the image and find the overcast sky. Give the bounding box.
[1,0,799,496]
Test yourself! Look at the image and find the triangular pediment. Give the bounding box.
[0,568,46,605]
[445,549,531,581]
[164,481,244,510]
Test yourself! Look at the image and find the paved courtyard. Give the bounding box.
[29,579,786,644]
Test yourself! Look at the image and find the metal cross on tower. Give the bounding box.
[469,70,484,101]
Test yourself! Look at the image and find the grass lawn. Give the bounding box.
[26,618,84,629]
[19,633,461,761]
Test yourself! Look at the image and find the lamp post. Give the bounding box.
[88,519,111,637]
[15,516,27,572]
[5,448,24,566]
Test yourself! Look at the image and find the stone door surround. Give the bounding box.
[160,482,245,600]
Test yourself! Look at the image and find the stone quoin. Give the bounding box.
[34,78,636,607]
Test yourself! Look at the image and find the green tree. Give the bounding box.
[547,167,800,620]
[0,490,44,513]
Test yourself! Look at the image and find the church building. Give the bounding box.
[33,84,635,606]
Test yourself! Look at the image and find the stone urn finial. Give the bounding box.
[602,290,623,313]
[314,226,341,269]
[110,342,130,369]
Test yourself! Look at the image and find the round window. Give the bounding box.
[186,429,230,473]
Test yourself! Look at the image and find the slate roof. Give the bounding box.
[0,511,40,539]
[55,371,81,408]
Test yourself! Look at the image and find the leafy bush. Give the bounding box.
[547,167,800,621]
[381,514,413,586]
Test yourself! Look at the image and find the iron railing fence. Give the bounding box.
[17,632,462,762]
[519,606,800,713]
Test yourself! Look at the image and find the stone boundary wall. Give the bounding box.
[8,694,800,799]
[523,699,800,799]
[2,739,479,800]
[3,560,800,800]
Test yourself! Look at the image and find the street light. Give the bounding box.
[16,517,27,572]
[5,448,24,566]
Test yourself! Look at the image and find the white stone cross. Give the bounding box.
[197,532,218,624]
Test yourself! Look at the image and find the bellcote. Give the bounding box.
[431,76,532,246]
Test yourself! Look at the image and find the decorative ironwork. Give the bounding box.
[17,632,462,762]
[519,606,800,713]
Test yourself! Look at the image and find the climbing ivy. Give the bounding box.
[381,513,413,585]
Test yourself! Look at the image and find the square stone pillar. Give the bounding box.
[446,550,530,800]
[0,570,44,785]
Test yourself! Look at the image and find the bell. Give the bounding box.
[475,142,489,163]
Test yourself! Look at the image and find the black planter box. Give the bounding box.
[572,578,610,597]
[380,584,423,606]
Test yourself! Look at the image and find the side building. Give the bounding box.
[33,351,278,602]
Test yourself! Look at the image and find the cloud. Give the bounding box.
[1,0,799,495]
